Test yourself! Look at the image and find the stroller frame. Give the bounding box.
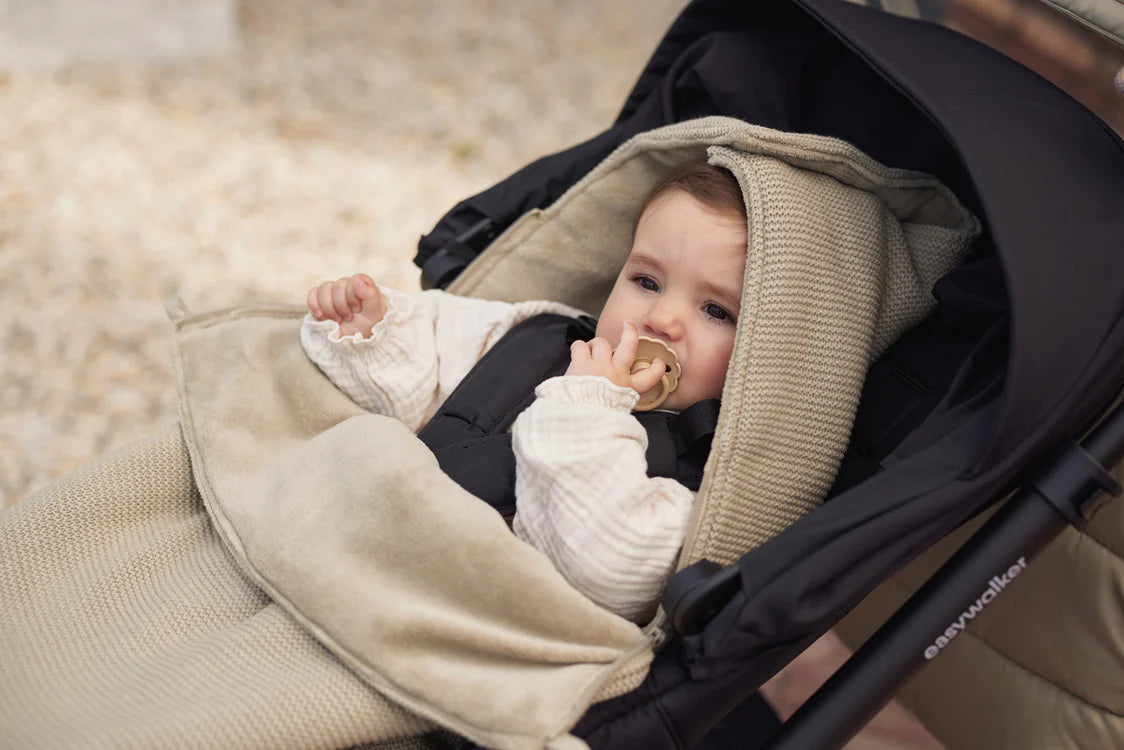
[719,396,1124,748]
[429,0,1124,747]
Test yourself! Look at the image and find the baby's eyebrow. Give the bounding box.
[701,280,742,309]
[625,254,662,271]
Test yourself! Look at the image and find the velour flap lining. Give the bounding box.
[172,306,649,750]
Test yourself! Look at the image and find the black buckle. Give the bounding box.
[663,559,743,635]
[1030,441,1122,528]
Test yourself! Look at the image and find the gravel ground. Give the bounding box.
[0,0,687,506]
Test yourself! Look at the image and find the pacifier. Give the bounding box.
[629,336,681,411]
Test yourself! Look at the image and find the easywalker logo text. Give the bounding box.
[923,556,1028,661]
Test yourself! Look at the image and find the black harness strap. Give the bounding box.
[633,400,720,493]
[671,399,722,455]
[416,313,719,515]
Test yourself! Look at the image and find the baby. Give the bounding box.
[301,162,747,622]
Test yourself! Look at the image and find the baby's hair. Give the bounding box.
[634,162,745,235]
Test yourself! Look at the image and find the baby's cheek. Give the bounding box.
[702,342,736,397]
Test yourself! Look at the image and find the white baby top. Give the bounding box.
[300,285,696,623]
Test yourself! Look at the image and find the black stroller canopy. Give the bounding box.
[801,1,1124,467]
[650,0,1124,467]
[420,0,1124,469]
[418,1,1124,746]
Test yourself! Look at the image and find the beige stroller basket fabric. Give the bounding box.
[0,117,977,750]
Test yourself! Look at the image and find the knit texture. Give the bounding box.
[450,116,978,570]
[684,144,976,566]
[1,117,978,749]
[0,425,431,749]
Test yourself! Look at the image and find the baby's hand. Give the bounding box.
[565,321,666,396]
[306,273,387,339]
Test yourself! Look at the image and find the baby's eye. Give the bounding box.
[631,275,660,292]
[704,303,733,322]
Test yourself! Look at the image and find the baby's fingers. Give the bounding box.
[332,278,352,321]
[611,321,639,371]
[307,287,323,319]
[316,281,340,321]
[344,277,362,313]
[588,337,613,364]
[352,273,379,300]
[630,357,666,393]
[569,339,592,363]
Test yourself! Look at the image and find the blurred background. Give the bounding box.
[0,0,688,506]
[0,2,1119,747]
[2,0,1120,509]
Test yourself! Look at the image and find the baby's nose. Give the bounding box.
[643,302,685,340]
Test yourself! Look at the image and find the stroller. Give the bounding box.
[416,1,1124,748]
[2,1,1121,749]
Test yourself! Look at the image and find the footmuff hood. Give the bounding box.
[450,116,979,565]
[172,117,977,749]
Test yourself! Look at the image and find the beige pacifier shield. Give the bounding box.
[630,337,681,411]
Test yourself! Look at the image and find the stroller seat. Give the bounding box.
[3,1,1122,749]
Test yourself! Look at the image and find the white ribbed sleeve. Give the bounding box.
[299,286,585,432]
[511,376,696,623]
[300,288,696,623]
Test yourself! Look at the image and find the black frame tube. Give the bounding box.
[763,400,1124,750]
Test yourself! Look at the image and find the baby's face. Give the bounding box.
[597,189,747,411]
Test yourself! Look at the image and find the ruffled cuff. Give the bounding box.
[533,375,639,413]
[302,285,414,347]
